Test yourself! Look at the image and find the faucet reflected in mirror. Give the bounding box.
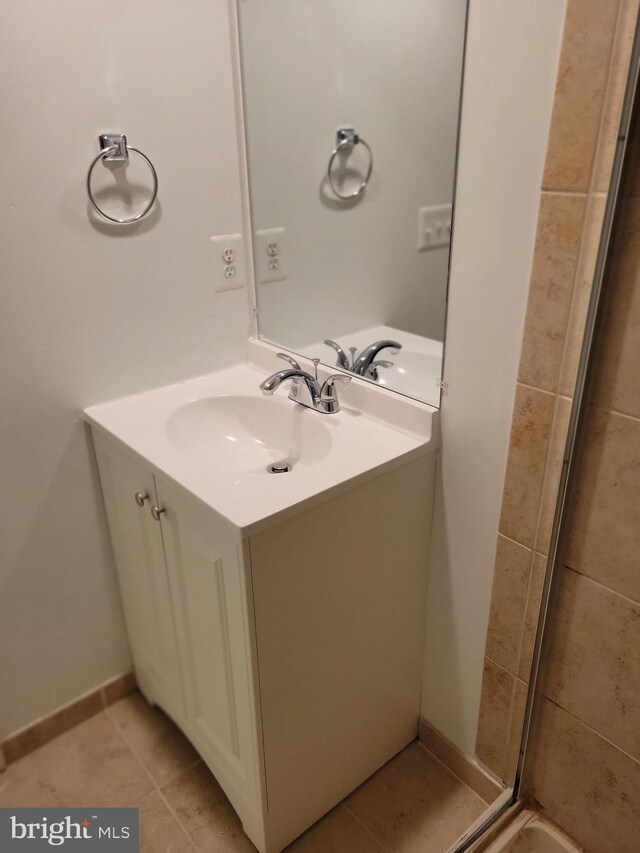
[324,338,401,381]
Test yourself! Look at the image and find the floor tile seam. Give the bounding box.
[104,710,200,847]
[102,706,160,799]
[154,783,200,851]
[340,800,393,853]
[103,703,203,788]
[415,741,494,807]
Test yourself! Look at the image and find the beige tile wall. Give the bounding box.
[525,97,640,851]
[476,0,640,784]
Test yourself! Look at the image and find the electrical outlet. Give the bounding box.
[417,204,452,251]
[255,227,287,284]
[210,233,246,292]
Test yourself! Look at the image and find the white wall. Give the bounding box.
[239,0,467,348]
[0,0,568,756]
[0,0,252,740]
[421,0,567,759]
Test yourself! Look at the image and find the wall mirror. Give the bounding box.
[238,0,468,407]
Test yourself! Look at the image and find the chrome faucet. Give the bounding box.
[260,353,351,414]
[324,339,401,380]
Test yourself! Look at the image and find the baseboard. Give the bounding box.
[2,682,503,804]
[419,717,503,804]
[1,671,136,767]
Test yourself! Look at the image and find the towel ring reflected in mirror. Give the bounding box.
[327,128,373,201]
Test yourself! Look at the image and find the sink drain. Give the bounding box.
[268,461,292,474]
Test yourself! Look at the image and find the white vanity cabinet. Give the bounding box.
[92,428,435,853]
[93,439,184,724]
[95,433,264,841]
[153,472,264,825]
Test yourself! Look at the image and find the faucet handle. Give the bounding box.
[321,373,351,396]
[320,373,351,412]
[277,352,301,370]
[366,359,394,381]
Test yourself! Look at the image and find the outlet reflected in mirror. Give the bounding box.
[237,0,468,406]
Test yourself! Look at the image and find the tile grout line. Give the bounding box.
[531,392,570,556]
[586,0,628,198]
[419,720,504,798]
[544,697,640,768]
[553,193,603,404]
[588,400,640,424]
[500,383,565,571]
[340,801,393,853]
[515,380,557,398]
[501,676,521,779]
[530,394,568,554]
[484,652,518,683]
[563,564,640,608]
[540,189,590,198]
[511,549,537,684]
[498,385,568,558]
[495,531,533,554]
[155,784,201,851]
[100,706,159,796]
[103,704,200,850]
[416,740,495,807]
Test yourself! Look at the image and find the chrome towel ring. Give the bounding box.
[327,128,373,201]
[86,134,158,224]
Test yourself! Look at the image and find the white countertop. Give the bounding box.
[84,341,439,537]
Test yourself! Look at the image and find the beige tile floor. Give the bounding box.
[0,691,489,852]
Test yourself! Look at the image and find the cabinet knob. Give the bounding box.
[151,505,165,521]
[135,491,149,507]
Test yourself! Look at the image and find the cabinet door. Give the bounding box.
[93,434,184,719]
[155,475,261,810]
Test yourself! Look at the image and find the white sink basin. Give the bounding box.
[84,346,436,535]
[166,395,332,473]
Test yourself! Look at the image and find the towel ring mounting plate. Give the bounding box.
[86,134,158,225]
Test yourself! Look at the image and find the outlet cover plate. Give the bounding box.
[255,227,287,284]
[211,233,247,292]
